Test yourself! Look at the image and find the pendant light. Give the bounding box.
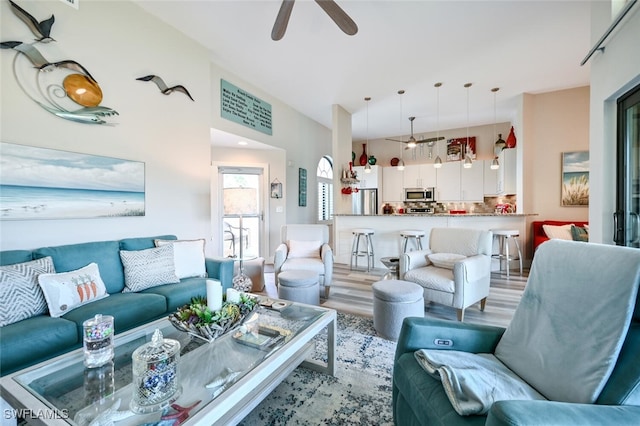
[364,97,372,173]
[397,90,405,171]
[463,83,473,169]
[492,87,505,169]
[434,82,443,168]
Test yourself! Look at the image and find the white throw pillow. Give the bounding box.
[428,253,467,269]
[38,263,109,318]
[120,244,180,292]
[0,257,55,326]
[287,240,322,259]
[155,239,206,279]
[542,224,574,240]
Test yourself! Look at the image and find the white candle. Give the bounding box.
[206,279,222,311]
[226,288,241,304]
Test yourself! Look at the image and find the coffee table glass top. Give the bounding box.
[11,301,329,425]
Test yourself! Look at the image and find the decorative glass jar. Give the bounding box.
[82,314,114,368]
[130,329,181,413]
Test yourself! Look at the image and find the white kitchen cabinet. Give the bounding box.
[352,165,380,189]
[435,162,461,201]
[461,162,484,201]
[403,164,437,188]
[381,166,404,202]
[484,152,505,195]
[437,161,484,202]
[502,147,517,194]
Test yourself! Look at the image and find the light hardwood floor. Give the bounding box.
[259,263,527,329]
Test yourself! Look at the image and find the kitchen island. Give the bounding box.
[333,213,537,270]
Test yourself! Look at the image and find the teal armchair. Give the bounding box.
[393,240,640,425]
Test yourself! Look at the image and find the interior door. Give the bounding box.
[615,84,640,247]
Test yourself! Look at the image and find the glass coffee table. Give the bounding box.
[1,298,336,425]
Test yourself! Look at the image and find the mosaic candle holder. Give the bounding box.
[130,329,181,414]
[83,314,114,368]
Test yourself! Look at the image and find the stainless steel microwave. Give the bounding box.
[404,187,435,202]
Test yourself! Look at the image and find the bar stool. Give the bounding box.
[350,228,375,272]
[400,230,426,253]
[491,229,523,277]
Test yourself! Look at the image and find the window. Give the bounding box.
[317,156,333,222]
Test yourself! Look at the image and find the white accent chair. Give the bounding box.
[399,227,493,321]
[274,224,333,298]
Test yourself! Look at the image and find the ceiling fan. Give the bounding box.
[271,0,358,41]
[386,117,445,152]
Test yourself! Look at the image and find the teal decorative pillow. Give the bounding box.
[571,225,588,242]
[38,262,109,318]
[120,244,179,292]
[0,257,55,326]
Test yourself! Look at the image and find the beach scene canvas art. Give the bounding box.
[0,143,144,220]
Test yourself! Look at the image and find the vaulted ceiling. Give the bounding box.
[134,0,592,143]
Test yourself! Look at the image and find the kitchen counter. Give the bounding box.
[335,213,535,217]
[333,213,537,269]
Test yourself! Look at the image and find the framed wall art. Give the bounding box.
[270,179,282,199]
[298,168,307,207]
[561,151,589,206]
[0,142,145,220]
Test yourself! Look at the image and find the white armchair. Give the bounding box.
[274,224,333,298]
[399,227,493,321]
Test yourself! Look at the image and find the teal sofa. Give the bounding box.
[393,240,640,425]
[0,235,234,376]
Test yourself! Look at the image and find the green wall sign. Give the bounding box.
[221,79,272,135]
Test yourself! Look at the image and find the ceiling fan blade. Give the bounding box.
[272,0,295,41]
[315,0,358,36]
[417,136,445,144]
[386,138,406,144]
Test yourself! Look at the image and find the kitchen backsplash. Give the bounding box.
[397,194,517,214]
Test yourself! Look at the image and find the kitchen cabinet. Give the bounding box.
[352,165,380,189]
[502,147,517,194]
[381,166,404,202]
[484,153,505,195]
[403,164,437,188]
[484,147,517,195]
[436,161,484,202]
[461,162,484,201]
[435,162,460,201]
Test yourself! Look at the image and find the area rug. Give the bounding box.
[238,312,396,425]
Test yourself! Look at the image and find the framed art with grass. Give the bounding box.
[561,151,589,206]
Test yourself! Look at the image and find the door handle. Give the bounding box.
[631,212,639,244]
[613,211,624,245]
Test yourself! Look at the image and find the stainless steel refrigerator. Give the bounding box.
[352,188,378,215]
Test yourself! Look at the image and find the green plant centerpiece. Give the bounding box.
[168,294,258,342]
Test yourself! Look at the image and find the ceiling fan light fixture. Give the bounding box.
[407,138,417,149]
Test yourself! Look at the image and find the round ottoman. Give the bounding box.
[372,280,424,341]
[278,270,320,305]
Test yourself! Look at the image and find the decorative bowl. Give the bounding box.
[168,295,258,343]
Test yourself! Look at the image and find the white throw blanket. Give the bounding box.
[414,349,546,416]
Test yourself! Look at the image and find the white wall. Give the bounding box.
[0,0,212,252]
[208,64,333,227]
[588,2,640,244]
[0,0,333,256]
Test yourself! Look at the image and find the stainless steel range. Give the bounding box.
[407,207,434,214]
